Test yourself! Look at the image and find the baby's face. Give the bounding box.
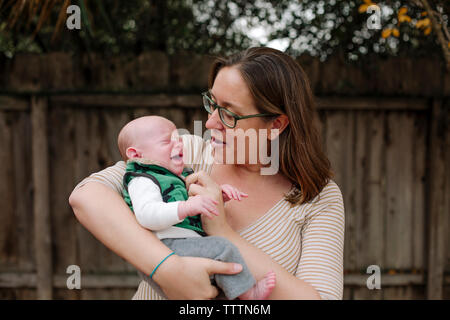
[136,121,184,176]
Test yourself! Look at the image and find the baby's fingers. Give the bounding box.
[204,197,219,206]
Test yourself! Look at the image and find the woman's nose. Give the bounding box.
[205,109,224,130]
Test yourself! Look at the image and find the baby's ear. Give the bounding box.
[126,147,140,159]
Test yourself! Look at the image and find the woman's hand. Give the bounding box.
[185,171,232,236]
[153,254,243,299]
[185,171,222,202]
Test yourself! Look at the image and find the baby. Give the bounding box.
[118,115,276,300]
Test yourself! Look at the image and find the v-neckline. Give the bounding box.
[235,189,292,234]
[204,139,296,234]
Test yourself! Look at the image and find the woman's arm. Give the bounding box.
[69,180,242,299]
[69,181,172,274]
[222,230,321,299]
[186,171,322,300]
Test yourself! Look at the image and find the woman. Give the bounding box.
[69,47,345,300]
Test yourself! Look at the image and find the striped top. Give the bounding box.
[75,134,345,300]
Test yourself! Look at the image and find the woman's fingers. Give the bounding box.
[206,259,243,276]
[208,285,219,300]
[157,256,221,299]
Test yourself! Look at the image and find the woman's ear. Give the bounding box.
[269,114,289,140]
[126,147,140,159]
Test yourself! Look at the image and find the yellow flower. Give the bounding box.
[382,28,392,38]
[398,7,408,16]
[398,15,412,23]
[392,28,400,37]
[398,7,412,23]
[358,0,375,13]
[398,15,411,23]
[424,26,432,35]
[416,18,431,29]
[382,28,399,38]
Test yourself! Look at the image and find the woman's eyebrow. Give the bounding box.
[209,91,240,110]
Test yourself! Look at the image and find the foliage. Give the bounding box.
[0,0,448,65]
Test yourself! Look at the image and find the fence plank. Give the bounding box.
[12,112,34,271]
[325,111,356,271]
[412,112,427,270]
[385,112,414,270]
[426,99,447,299]
[0,112,17,269]
[354,111,385,273]
[446,100,450,278]
[48,106,78,288]
[31,96,53,299]
[74,109,109,273]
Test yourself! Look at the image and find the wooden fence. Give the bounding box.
[0,52,448,299]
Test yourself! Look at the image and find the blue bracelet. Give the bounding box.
[150,252,175,279]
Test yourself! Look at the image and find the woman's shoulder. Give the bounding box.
[315,179,344,205]
[291,179,344,220]
[74,160,127,194]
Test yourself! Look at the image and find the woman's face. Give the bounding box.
[206,66,272,166]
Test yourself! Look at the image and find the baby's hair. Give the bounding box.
[117,115,175,161]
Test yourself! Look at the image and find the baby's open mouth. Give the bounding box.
[170,153,183,160]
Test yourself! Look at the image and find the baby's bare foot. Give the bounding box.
[239,270,276,300]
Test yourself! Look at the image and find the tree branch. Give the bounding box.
[420,0,450,71]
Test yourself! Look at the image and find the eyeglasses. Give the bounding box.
[201,92,278,128]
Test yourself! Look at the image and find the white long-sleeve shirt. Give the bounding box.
[128,177,201,240]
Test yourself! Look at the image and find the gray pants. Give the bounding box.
[143,236,255,300]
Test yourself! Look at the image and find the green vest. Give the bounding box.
[122,160,205,236]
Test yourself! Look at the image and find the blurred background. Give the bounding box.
[0,0,448,300]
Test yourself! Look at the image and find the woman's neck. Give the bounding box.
[218,162,287,187]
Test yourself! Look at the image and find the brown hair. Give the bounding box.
[208,47,332,205]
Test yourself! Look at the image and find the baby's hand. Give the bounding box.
[178,195,219,220]
[221,184,248,202]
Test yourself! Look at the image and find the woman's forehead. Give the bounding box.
[211,67,254,109]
